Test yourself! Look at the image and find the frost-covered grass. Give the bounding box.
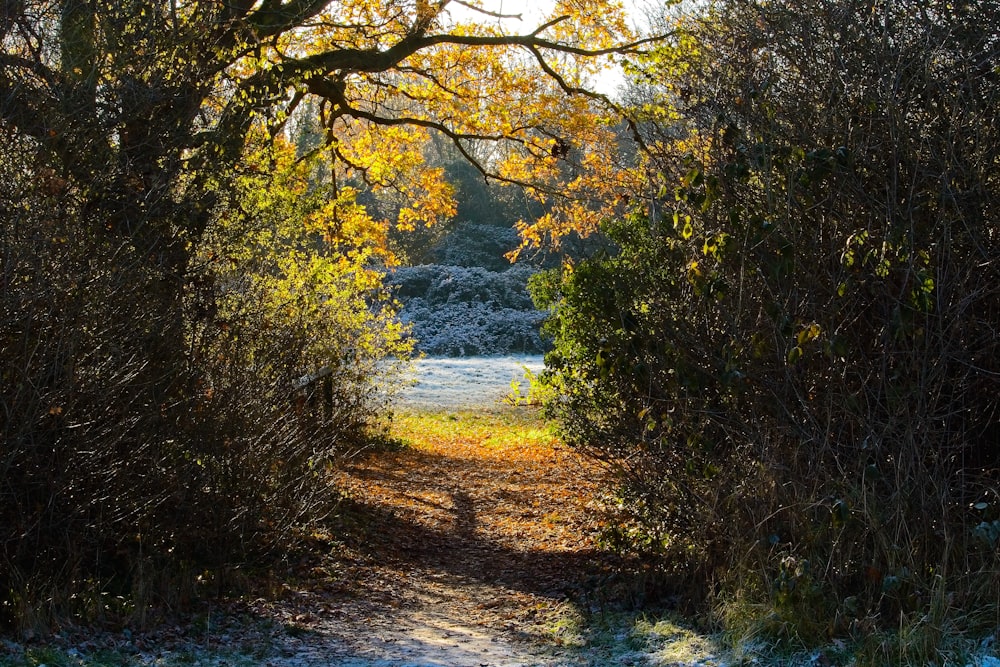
[393,354,544,409]
[531,604,732,667]
[0,644,267,667]
[535,605,1000,667]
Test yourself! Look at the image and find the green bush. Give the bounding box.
[534,0,1000,652]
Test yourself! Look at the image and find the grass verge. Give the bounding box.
[386,405,560,452]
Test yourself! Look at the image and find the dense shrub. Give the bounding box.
[535,0,1000,652]
[390,264,546,355]
[429,222,524,270]
[0,140,408,631]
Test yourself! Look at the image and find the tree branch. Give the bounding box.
[287,27,671,77]
[531,15,570,36]
[331,99,571,197]
[247,0,331,38]
[525,46,651,153]
[447,0,521,20]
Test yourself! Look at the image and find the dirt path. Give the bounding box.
[255,408,628,666]
[3,407,728,666]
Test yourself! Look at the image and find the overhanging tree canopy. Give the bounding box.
[0,4,663,615]
[1,0,657,262]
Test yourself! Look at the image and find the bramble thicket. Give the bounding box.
[532,0,1000,659]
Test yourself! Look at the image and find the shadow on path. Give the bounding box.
[330,493,605,600]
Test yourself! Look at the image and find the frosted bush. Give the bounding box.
[389,264,548,356]
[391,264,536,309]
[431,222,522,270]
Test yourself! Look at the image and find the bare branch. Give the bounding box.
[531,15,570,36]
[448,0,522,20]
[525,45,651,154]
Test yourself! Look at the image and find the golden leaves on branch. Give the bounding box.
[218,0,650,257]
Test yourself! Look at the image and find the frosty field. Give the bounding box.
[393,354,544,409]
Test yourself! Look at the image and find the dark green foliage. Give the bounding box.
[536,0,1000,647]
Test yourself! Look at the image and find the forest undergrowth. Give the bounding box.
[3,407,998,666]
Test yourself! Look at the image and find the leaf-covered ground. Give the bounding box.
[0,407,730,667]
[250,407,733,666]
[315,409,613,661]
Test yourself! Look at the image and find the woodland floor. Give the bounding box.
[266,407,645,666]
[0,406,730,667]
[4,359,998,666]
[241,406,731,667]
[8,401,996,666]
[237,406,730,667]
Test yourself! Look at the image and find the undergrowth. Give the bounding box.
[531,1,1000,664]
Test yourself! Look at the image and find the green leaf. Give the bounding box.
[787,346,803,364]
[681,218,694,239]
[688,166,704,187]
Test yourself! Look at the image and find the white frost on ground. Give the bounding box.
[393,355,545,410]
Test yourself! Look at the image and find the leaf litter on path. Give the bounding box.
[282,406,621,666]
[1,388,731,666]
[226,405,676,667]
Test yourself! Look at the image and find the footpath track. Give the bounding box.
[265,407,622,666]
[2,404,729,666]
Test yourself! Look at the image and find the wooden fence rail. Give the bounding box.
[291,366,333,424]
